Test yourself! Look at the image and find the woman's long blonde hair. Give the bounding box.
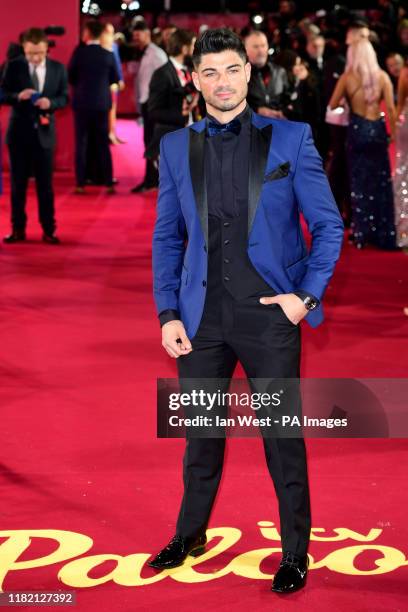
[346,39,381,104]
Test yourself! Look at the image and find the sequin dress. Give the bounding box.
[346,111,397,249]
[393,99,408,248]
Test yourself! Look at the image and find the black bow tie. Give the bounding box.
[207,117,241,137]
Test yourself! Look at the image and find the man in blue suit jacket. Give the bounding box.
[150,29,344,593]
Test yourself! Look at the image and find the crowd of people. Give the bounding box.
[0,1,407,250]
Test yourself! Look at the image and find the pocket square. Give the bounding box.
[264,161,291,182]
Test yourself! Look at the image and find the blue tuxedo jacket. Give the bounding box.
[152,111,344,339]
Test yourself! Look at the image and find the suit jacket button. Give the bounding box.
[223,221,230,227]
[224,258,230,264]
[224,276,230,281]
[224,239,230,245]
[202,280,207,287]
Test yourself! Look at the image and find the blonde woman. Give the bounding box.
[329,38,398,249]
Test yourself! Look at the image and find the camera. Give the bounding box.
[31,92,42,104]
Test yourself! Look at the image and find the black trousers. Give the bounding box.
[74,109,113,187]
[8,132,56,235]
[141,102,158,188]
[175,284,311,557]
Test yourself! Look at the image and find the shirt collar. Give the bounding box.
[170,56,186,71]
[29,59,46,70]
[206,103,251,127]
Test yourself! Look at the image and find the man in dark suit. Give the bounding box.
[150,29,344,594]
[146,28,196,161]
[1,28,68,243]
[68,20,119,194]
[130,21,167,193]
[244,29,290,118]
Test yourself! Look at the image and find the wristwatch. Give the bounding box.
[302,295,319,311]
[293,291,319,311]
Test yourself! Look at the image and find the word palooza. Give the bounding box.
[0,523,407,590]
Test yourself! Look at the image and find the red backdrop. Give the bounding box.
[0,0,79,171]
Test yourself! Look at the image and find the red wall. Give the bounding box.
[0,0,79,170]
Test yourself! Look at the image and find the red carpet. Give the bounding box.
[1,120,407,610]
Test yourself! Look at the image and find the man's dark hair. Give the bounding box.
[84,20,104,40]
[133,20,150,32]
[22,28,48,45]
[192,28,248,69]
[167,29,196,57]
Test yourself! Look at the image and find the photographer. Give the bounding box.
[1,27,68,244]
[146,29,197,163]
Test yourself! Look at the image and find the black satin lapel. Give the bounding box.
[248,123,273,237]
[189,128,208,246]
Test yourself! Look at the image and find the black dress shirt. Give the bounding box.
[205,104,251,218]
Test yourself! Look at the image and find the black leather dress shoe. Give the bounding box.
[271,551,309,593]
[130,182,146,193]
[3,230,26,243]
[148,533,207,569]
[42,233,60,244]
[130,182,157,194]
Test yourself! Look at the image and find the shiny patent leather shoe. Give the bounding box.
[3,230,26,243]
[130,182,157,194]
[271,551,309,593]
[42,233,60,244]
[148,533,207,569]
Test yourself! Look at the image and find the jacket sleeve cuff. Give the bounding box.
[293,290,320,306]
[158,309,181,327]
